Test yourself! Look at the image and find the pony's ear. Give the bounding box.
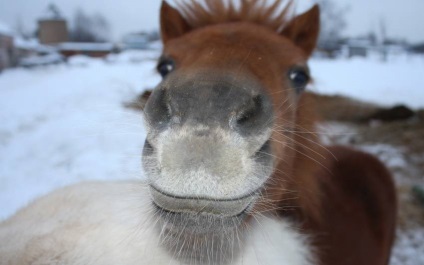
[160,1,192,44]
[281,5,320,57]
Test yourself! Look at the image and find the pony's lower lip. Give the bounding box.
[149,184,260,202]
[152,201,251,218]
[149,185,258,217]
[152,202,250,234]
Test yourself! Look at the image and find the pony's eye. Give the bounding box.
[288,68,309,92]
[157,59,175,78]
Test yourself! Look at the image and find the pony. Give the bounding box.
[0,1,396,264]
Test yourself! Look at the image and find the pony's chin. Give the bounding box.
[152,202,250,234]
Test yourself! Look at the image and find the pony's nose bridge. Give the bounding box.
[169,80,255,127]
[166,79,272,134]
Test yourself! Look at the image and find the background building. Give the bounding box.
[37,4,68,44]
[0,23,17,72]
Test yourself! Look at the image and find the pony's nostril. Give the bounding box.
[236,95,263,126]
[236,110,254,125]
[143,140,155,156]
[144,88,172,129]
[254,140,271,158]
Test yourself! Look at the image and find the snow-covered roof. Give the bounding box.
[14,38,57,54]
[37,45,58,54]
[0,21,14,36]
[14,37,39,50]
[58,42,114,52]
[149,41,163,50]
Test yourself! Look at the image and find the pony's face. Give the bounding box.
[142,1,319,234]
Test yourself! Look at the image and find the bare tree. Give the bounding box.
[70,9,111,42]
[379,17,388,61]
[379,17,387,44]
[92,13,111,42]
[15,17,31,39]
[47,3,63,19]
[316,0,348,47]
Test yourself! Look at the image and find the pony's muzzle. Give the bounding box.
[150,186,255,216]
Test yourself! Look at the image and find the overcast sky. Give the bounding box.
[1,0,423,44]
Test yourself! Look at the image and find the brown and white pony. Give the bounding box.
[0,1,396,265]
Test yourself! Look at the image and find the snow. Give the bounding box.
[310,56,424,109]
[67,54,101,67]
[14,37,39,50]
[391,228,424,265]
[0,21,14,36]
[0,50,423,263]
[58,42,115,52]
[14,37,58,55]
[359,144,408,169]
[148,40,163,50]
[19,53,64,67]
[0,52,160,219]
[106,50,160,64]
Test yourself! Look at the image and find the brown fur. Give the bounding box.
[156,1,397,264]
[307,146,397,265]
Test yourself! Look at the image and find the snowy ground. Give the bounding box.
[0,51,160,219]
[310,55,424,109]
[0,51,423,263]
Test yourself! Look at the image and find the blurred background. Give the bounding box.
[0,1,423,264]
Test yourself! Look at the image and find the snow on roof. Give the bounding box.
[0,21,14,36]
[13,38,57,53]
[58,42,114,52]
[37,45,58,54]
[14,37,39,50]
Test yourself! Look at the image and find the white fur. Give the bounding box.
[0,181,314,265]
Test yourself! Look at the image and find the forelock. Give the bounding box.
[174,0,295,32]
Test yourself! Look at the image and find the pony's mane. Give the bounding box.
[174,0,294,32]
